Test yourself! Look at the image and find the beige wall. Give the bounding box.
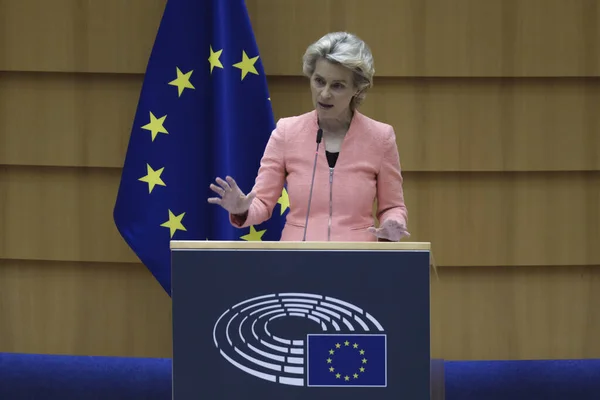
[0,0,598,360]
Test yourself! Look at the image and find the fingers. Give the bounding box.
[381,219,408,235]
[367,226,380,236]
[381,219,402,229]
[209,176,248,213]
[226,176,239,191]
[207,197,222,205]
[210,176,236,198]
[215,177,232,192]
[209,183,225,196]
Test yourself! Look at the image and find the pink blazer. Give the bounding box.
[231,109,408,241]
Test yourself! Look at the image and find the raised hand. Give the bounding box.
[367,219,410,242]
[207,176,256,215]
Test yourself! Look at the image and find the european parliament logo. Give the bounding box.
[212,292,387,388]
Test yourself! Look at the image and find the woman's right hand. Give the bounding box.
[207,176,256,215]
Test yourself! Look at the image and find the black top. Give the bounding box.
[326,151,339,168]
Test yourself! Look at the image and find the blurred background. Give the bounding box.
[0,0,598,366]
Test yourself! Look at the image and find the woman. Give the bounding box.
[207,32,410,242]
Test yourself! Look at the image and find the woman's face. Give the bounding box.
[310,58,357,123]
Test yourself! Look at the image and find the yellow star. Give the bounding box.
[335,373,341,379]
[240,225,266,241]
[359,367,365,372]
[335,343,341,348]
[329,367,335,372]
[326,358,332,363]
[168,67,195,97]
[328,349,334,355]
[362,358,368,364]
[277,188,289,215]
[359,349,365,355]
[160,210,187,238]
[232,50,259,80]
[353,373,359,379]
[344,340,350,346]
[138,164,166,193]
[344,376,350,381]
[208,45,223,73]
[141,112,168,142]
[353,343,358,349]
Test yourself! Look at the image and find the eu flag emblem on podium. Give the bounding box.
[307,334,387,387]
[113,0,287,294]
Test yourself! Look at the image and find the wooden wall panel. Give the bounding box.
[2,72,598,172]
[430,264,600,360]
[2,0,599,77]
[408,171,599,267]
[0,0,165,73]
[0,259,171,357]
[0,166,137,263]
[1,166,598,267]
[0,72,141,168]
[248,0,600,77]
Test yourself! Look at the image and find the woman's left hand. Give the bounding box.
[367,219,410,242]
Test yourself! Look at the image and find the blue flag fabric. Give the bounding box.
[307,334,387,387]
[113,0,287,294]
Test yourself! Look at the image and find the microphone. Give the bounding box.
[302,128,323,241]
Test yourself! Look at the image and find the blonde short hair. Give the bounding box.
[302,32,375,110]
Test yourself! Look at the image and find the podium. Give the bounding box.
[170,241,444,399]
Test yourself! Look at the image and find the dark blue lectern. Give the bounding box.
[170,241,444,400]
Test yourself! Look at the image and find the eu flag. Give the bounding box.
[113,0,287,294]
[307,334,387,387]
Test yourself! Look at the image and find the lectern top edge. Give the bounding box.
[169,240,430,251]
